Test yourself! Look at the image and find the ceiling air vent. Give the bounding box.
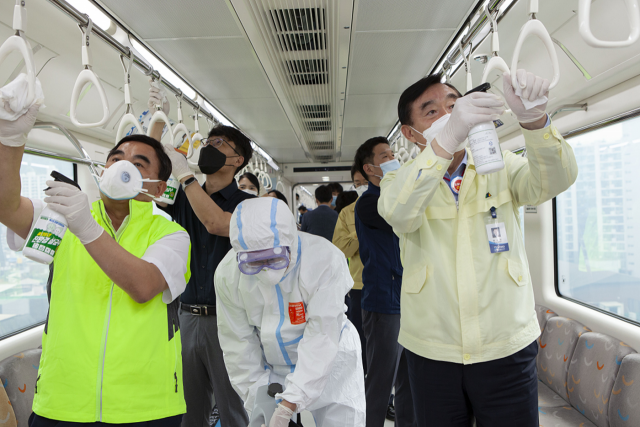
[243,1,340,162]
[270,8,326,51]
[287,60,328,85]
[305,121,331,132]
[307,141,334,150]
[299,105,330,119]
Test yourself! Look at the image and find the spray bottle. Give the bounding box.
[23,171,77,265]
[464,82,505,175]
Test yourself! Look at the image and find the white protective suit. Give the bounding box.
[215,197,365,427]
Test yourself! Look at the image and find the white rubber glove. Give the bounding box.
[502,70,549,124]
[44,181,104,245]
[0,104,40,147]
[163,144,194,181]
[435,92,505,155]
[148,79,170,115]
[261,403,294,427]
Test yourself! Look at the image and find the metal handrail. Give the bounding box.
[33,121,103,186]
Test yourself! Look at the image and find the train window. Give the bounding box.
[556,115,640,324]
[0,154,75,340]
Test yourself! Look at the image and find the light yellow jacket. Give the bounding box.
[378,123,578,364]
[332,201,364,290]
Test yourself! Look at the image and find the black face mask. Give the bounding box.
[198,145,227,175]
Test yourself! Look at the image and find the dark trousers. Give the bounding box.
[362,309,416,427]
[29,414,182,427]
[347,289,366,374]
[179,311,249,427]
[405,341,539,427]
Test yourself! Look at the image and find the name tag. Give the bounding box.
[485,208,509,253]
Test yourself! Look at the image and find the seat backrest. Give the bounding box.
[609,353,640,427]
[0,348,41,426]
[568,333,636,427]
[535,304,558,333]
[537,316,587,402]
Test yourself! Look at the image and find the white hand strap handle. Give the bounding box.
[510,1,560,90]
[115,52,142,142]
[276,180,285,193]
[579,0,640,48]
[190,106,204,160]
[70,17,110,128]
[172,93,193,157]
[459,39,473,92]
[0,1,36,106]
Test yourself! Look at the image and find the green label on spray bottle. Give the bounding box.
[25,216,65,257]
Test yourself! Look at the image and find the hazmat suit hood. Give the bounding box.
[230,197,300,274]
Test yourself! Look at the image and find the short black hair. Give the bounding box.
[397,72,462,126]
[330,182,343,194]
[238,172,260,192]
[315,185,333,203]
[350,163,358,181]
[268,190,288,206]
[109,135,172,181]
[298,206,308,212]
[354,136,389,181]
[336,191,358,214]
[208,124,253,172]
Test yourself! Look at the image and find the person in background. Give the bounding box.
[354,137,416,427]
[332,180,366,375]
[297,205,308,217]
[149,84,253,427]
[300,185,338,242]
[264,189,288,206]
[238,172,260,196]
[349,165,369,195]
[329,182,343,209]
[379,69,577,426]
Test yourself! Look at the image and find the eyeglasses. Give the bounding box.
[201,137,243,158]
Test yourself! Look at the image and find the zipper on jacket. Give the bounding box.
[35,374,40,393]
[173,319,178,393]
[96,203,131,421]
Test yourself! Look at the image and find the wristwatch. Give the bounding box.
[182,176,198,191]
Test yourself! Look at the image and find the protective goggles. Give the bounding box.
[237,246,291,275]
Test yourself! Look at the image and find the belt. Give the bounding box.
[181,303,216,316]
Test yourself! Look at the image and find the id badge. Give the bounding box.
[484,207,509,253]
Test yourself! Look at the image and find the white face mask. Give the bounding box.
[355,185,368,197]
[242,189,258,196]
[255,268,287,286]
[411,113,451,147]
[95,160,161,200]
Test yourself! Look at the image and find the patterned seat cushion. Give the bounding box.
[538,317,588,402]
[539,380,570,408]
[0,348,41,427]
[609,354,640,427]
[568,333,636,427]
[0,380,17,427]
[536,305,558,333]
[538,405,597,427]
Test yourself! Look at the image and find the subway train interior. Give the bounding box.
[0,0,640,426]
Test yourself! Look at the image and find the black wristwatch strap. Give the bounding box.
[182,177,197,190]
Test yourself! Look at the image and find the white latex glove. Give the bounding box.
[0,104,40,147]
[435,92,505,155]
[163,144,194,181]
[148,79,170,115]
[261,403,294,427]
[44,181,104,245]
[502,70,549,124]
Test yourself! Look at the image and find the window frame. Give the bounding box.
[0,151,80,341]
[553,108,640,329]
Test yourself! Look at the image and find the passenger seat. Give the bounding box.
[608,353,640,427]
[0,348,41,426]
[537,316,588,408]
[535,305,558,332]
